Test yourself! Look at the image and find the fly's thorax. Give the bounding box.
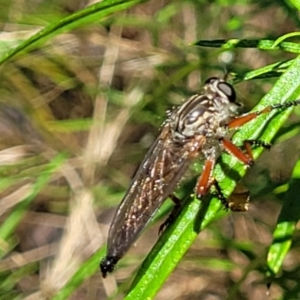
[171,95,216,138]
[170,78,240,139]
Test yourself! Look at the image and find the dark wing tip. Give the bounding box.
[100,256,119,278]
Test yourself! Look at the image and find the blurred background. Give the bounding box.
[0,0,300,299]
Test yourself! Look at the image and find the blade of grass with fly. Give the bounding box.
[124,55,300,299]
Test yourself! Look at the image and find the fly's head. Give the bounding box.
[170,77,241,139]
[204,77,241,125]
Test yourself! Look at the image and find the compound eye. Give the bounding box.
[218,82,236,102]
[204,77,218,85]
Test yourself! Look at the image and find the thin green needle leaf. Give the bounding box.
[273,32,300,47]
[0,0,147,65]
[267,160,300,276]
[193,38,300,54]
[231,59,294,84]
[287,0,300,11]
[0,154,66,257]
[52,248,106,300]
[124,55,300,299]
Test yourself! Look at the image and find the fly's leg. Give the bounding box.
[195,155,251,210]
[243,139,271,160]
[221,139,254,166]
[228,99,300,129]
[214,180,250,212]
[195,160,230,208]
[158,194,181,234]
[216,138,271,210]
[211,179,229,209]
[221,138,271,166]
[160,157,220,233]
[196,158,216,198]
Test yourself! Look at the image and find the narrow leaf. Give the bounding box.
[0,0,147,65]
[267,160,300,276]
[194,38,300,54]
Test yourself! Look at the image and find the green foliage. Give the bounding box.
[0,0,300,299]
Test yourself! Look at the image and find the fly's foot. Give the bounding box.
[158,195,182,235]
[227,184,250,212]
[158,219,171,235]
[244,139,272,150]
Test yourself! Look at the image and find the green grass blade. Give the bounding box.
[273,32,300,47]
[0,154,66,257]
[266,160,300,276]
[231,59,294,84]
[193,38,300,54]
[287,0,300,11]
[52,248,106,300]
[124,55,300,299]
[0,0,147,65]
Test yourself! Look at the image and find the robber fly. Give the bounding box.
[100,77,300,277]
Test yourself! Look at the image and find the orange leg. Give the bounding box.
[228,99,300,129]
[221,138,271,166]
[228,108,271,129]
[195,140,270,207]
[196,139,272,205]
[196,158,215,198]
[196,170,229,208]
[221,138,253,166]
